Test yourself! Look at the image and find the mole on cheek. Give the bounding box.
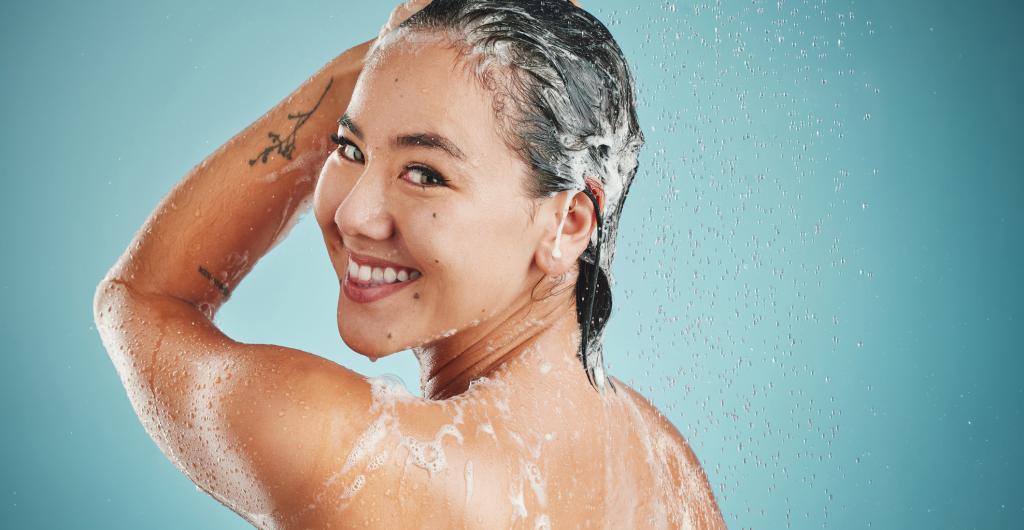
[413,292,420,300]
[432,212,437,218]
[387,332,393,339]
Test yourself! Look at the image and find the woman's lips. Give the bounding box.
[342,268,419,304]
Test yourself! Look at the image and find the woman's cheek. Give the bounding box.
[312,182,326,225]
[313,168,351,229]
[312,165,333,222]
[405,208,456,277]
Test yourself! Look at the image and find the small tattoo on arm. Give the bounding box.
[197,266,231,298]
[248,77,335,166]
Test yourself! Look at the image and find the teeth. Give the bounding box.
[348,257,420,285]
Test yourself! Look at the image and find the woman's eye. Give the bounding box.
[403,166,449,189]
[330,133,447,188]
[329,133,364,163]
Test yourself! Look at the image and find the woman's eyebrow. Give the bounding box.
[395,133,467,162]
[338,113,467,162]
[338,113,363,139]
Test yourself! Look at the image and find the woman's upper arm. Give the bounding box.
[94,279,373,522]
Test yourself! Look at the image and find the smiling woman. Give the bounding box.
[93,0,726,528]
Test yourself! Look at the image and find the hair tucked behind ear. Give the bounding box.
[390,0,644,393]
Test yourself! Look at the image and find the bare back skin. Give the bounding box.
[279,336,724,529]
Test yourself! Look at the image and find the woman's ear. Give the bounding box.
[534,188,598,276]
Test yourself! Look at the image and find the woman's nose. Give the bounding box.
[335,165,395,242]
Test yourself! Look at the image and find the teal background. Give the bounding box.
[2,0,1021,528]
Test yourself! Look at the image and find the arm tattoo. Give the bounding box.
[197,265,231,298]
[248,77,335,166]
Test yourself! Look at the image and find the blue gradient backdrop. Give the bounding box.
[2,0,1020,528]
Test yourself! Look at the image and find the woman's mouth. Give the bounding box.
[342,254,421,304]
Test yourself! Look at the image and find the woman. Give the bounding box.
[94,0,727,528]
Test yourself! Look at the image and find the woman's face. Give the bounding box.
[313,37,548,360]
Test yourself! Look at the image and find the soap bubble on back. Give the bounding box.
[367,372,415,405]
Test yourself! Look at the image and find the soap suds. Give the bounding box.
[464,460,474,507]
[523,460,546,507]
[400,422,463,475]
[309,373,416,515]
[398,391,466,476]
[509,479,528,520]
[478,421,498,443]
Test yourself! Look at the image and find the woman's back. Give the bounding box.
[278,344,724,530]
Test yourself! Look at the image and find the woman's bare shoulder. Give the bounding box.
[609,376,730,530]
[278,376,515,528]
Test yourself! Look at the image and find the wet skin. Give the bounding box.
[93,2,727,528]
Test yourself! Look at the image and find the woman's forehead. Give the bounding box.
[347,40,499,161]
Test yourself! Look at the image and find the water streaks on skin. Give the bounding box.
[184,357,276,525]
[334,412,394,481]
[306,374,474,517]
[471,374,558,525]
[301,375,413,515]
[618,389,698,529]
[437,355,558,526]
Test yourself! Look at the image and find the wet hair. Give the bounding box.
[379,0,644,393]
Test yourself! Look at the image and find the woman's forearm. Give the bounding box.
[101,38,374,316]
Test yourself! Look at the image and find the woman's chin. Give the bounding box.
[354,349,394,363]
[338,330,389,359]
[337,321,423,361]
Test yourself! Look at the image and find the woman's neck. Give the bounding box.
[414,289,582,401]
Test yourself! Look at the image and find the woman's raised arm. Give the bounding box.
[98,37,370,314]
[91,35,384,525]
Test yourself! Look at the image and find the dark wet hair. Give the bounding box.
[387,0,644,393]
